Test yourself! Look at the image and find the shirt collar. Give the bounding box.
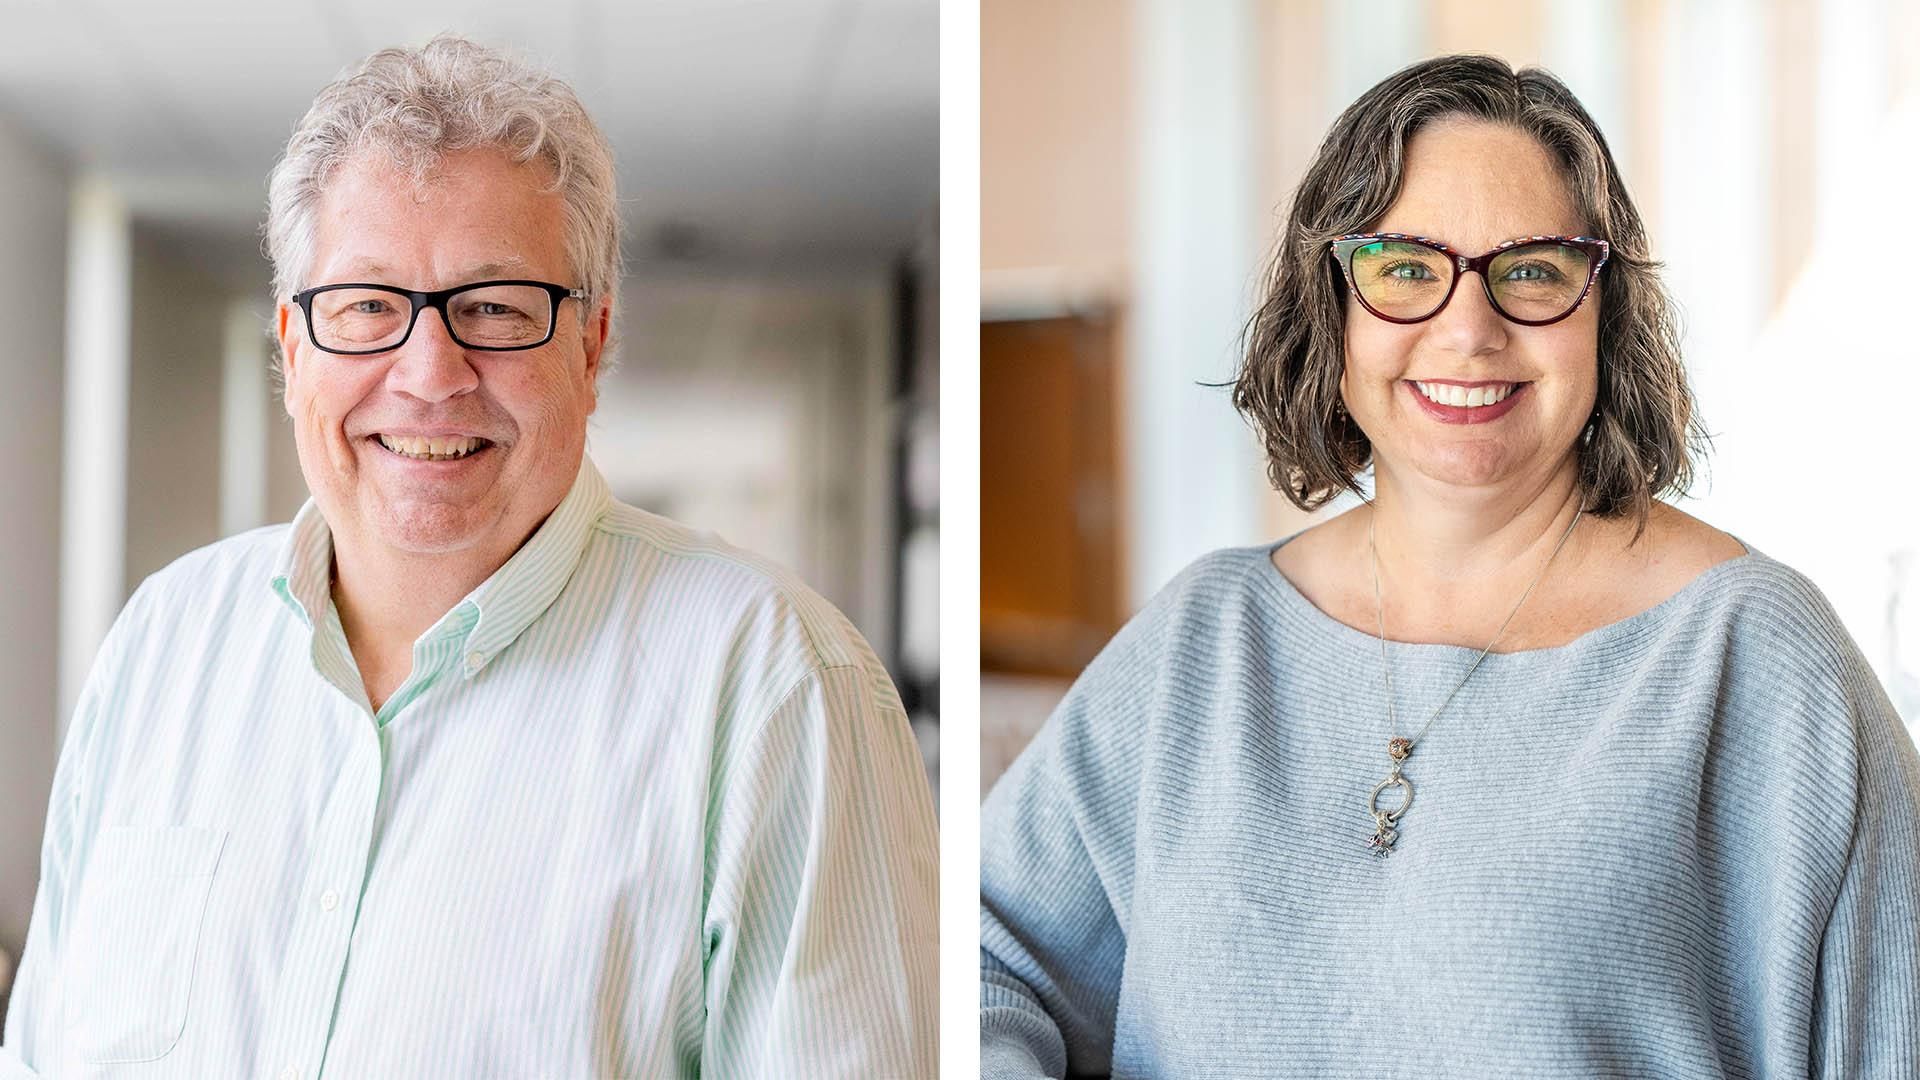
[271,456,611,679]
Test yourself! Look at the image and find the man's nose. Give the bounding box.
[385,304,480,402]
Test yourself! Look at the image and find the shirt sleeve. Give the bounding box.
[0,719,72,1077]
[1810,677,1920,1076]
[0,812,63,1078]
[1,584,135,1076]
[700,664,939,1078]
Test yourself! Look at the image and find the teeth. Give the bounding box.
[1415,382,1515,408]
[377,434,486,460]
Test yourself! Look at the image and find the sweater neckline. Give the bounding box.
[1253,531,1767,670]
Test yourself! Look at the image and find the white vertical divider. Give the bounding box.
[57,178,132,733]
[1128,0,1262,610]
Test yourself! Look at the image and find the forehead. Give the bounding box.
[308,147,569,287]
[1375,118,1585,250]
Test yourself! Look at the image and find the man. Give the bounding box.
[1,36,936,1079]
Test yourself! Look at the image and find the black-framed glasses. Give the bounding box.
[1329,233,1610,327]
[289,279,586,355]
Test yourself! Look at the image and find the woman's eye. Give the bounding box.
[1504,263,1561,282]
[1385,262,1435,281]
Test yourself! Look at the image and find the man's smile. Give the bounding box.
[370,433,496,462]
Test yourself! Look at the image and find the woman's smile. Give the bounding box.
[1405,379,1530,424]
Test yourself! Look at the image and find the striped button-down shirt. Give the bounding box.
[1,458,938,1079]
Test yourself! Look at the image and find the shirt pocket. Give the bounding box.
[62,825,227,1064]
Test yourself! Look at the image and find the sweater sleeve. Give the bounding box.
[1809,670,1920,1077]
[980,596,1165,1079]
[979,730,1125,1078]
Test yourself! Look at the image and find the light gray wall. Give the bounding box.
[124,225,227,591]
[0,111,68,978]
[593,272,897,659]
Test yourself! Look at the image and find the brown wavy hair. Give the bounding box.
[1233,54,1705,530]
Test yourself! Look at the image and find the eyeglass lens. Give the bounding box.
[1347,240,1594,323]
[308,284,554,351]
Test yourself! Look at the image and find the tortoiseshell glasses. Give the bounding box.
[1329,233,1611,327]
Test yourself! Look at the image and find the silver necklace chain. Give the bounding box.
[1363,504,1585,857]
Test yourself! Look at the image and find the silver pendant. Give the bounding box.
[1367,739,1415,857]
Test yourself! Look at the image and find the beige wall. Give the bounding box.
[1429,0,1544,62]
[981,0,1132,288]
[0,111,67,971]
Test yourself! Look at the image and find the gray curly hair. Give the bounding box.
[264,34,621,351]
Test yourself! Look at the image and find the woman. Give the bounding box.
[980,55,1920,1078]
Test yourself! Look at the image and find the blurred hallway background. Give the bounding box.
[0,0,938,1014]
[982,0,1920,791]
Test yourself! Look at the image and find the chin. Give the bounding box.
[1409,439,1528,490]
[368,498,496,555]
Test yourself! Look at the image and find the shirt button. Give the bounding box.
[279,1068,299,1080]
[320,889,340,912]
[464,653,484,674]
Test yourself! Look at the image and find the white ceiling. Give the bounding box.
[0,0,937,283]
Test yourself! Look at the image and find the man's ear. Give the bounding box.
[276,302,301,410]
[580,295,612,387]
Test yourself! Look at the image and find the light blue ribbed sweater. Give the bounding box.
[981,541,1920,1079]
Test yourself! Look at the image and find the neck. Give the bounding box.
[1366,459,1588,630]
[329,530,523,663]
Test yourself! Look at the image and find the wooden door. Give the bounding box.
[981,312,1124,677]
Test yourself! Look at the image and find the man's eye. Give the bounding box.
[460,300,528,318]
